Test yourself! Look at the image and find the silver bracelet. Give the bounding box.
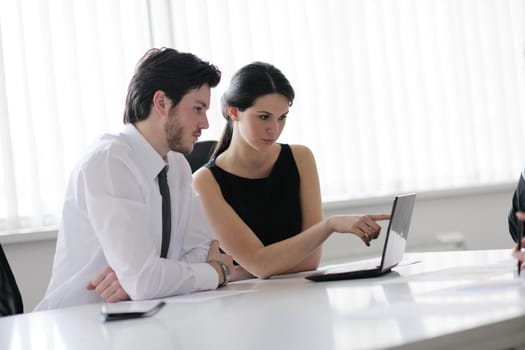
[211,260,230,287]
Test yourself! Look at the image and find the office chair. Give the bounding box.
[185,140,217,173]
[0,242,23,316]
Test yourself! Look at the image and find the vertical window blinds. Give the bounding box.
[1,0,524,233]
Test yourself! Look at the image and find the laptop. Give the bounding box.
[305,193,416,282]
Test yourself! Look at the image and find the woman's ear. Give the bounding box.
[228,106,240,121]
[152,90,171,116]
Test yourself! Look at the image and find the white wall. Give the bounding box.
[1,183,517,312]
[321,183,516,263]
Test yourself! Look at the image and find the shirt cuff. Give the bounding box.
[192,262,219,290]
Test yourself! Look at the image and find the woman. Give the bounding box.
[193,62,390,279]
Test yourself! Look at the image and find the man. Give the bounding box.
[36,48,237,310]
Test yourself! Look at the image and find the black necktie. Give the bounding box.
[158,166,171,258]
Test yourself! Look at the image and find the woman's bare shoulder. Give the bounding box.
[288,144,315,163]
[193,166,215,190]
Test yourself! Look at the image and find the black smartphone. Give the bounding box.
[100,301,166,322]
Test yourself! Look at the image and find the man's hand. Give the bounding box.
[86,266,130,303]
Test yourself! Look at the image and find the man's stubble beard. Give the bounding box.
[165,111,195,155]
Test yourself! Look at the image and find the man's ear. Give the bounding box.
[228,106,240,121]
[152,90,171,116]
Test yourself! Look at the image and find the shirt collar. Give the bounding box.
[122,123,167,180]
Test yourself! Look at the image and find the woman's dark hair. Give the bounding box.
[123,48,221,124]
[212,62,295,158]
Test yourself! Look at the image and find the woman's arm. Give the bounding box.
[193,166,329,278]
[278,145,323,274]
[193,147,389,279]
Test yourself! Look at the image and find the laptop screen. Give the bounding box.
[379,193,416,271]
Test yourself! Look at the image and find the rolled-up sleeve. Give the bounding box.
[82,149,217,300]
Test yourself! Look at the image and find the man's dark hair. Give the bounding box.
[123,48,221,124]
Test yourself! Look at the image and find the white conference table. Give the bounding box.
[1,249,525,350]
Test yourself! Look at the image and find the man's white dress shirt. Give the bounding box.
[35,124,218,310]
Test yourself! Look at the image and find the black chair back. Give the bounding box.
[0,243,23,316]
[185,140,217,173]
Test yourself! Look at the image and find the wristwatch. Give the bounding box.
[212,260,230,287]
